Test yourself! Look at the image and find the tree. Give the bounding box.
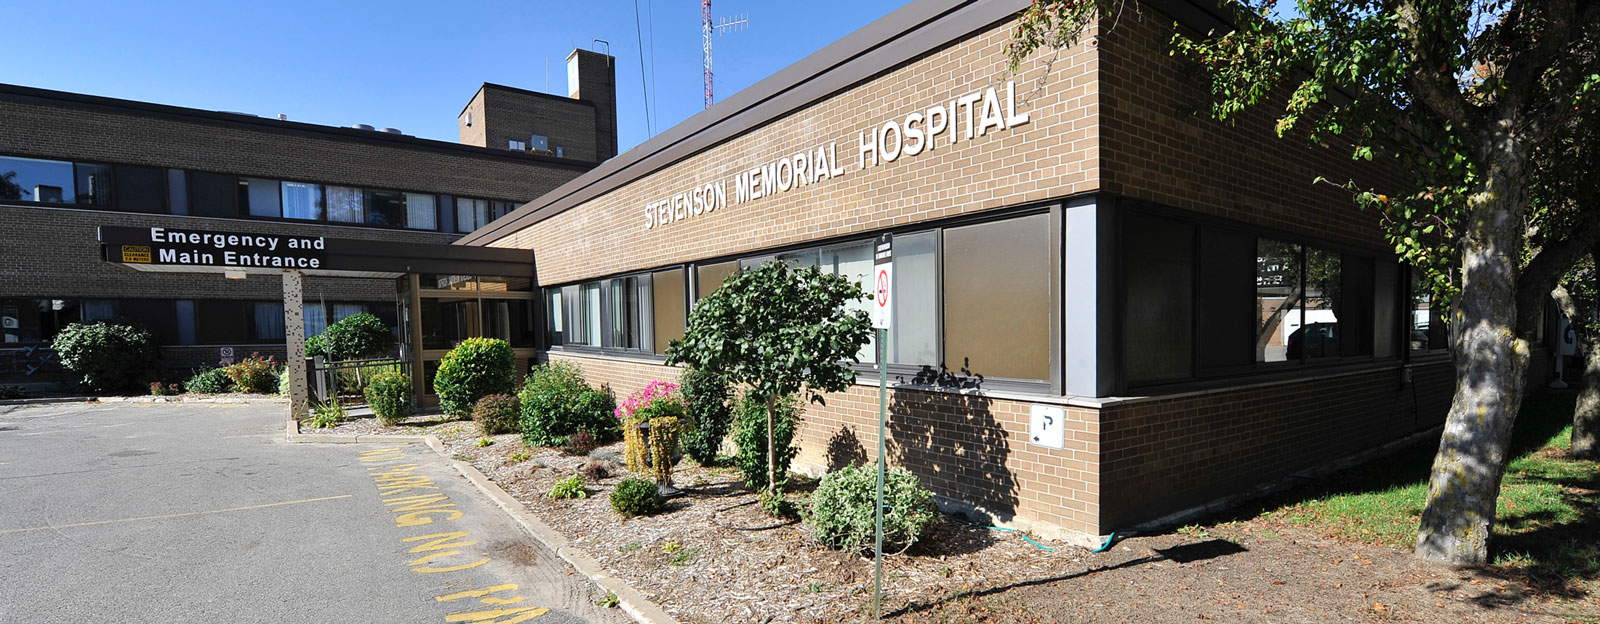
[1007,0,1599,564]
[1552,264,1600,459]
[0,171,22,201]
[665,261,872,504]
[313,312,395,360]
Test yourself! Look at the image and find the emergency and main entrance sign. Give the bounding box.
[872,233,892,330]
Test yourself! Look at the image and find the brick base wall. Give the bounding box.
[545,351,1103,540]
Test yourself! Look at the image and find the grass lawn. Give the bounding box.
[1244,391,1599,596]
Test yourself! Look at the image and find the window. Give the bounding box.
[1255,239,1302,363]
[889,232,938,366]
[509,139,527,151]
[943,214,1053,381]
[250,302,285,341]
[826,242,875,362]
[493,200,518,221]
[458,198,491,232]
[1123,213,1194,383]
[696,262,738,300]
[326,186,364,223]
[74,163,113,206]
[116,166,166,214]
[0,156,74,203]
[281,181,323,220]
[1374,261,1399,359]
[196,301,248,344]
[306,304,329,337]
[189,172,239,218]
[240,178,281,217]
[545,289,564,346]
[421,296,477,350]
[574,283,602,347]
[608,276,641,350]
[366,190,406,227]
[1294,247,1339,360]
[1411,270,1446,353]
[404,193,437,230]
[482,299,536,348]
[652,268,685,353]
[479,276,532,292]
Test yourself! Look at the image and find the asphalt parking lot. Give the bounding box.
[0,401,628,624]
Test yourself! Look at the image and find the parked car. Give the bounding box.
[1286,322,1338,359]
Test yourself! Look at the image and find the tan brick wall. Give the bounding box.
[1098,10,1404,249]
[458,89,488,148]
[547,351,1102,538]
[492,19,1101,286]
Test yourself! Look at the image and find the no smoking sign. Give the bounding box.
[872,233,892,330]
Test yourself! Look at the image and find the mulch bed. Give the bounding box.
[305,414,1600,623]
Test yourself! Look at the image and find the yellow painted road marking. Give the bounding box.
[0,494,354,535]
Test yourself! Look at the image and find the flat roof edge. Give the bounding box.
[0,83,597,171]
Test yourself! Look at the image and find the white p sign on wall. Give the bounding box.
[872,233,892,330]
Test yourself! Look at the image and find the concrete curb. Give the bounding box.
[285,417,678,624]
[0,395,288,407]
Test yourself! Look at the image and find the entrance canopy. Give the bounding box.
[97,225,533,279]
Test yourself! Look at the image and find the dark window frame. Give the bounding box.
[1114,200,1405,395]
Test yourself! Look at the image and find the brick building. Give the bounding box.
[456,0,1555,544]
[0,49,615,382]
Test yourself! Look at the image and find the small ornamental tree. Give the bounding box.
[665,261,872,503]
[316,312,395,360]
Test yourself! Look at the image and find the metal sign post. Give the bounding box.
[871,233,892,619]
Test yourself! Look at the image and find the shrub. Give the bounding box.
[305,334,328,358]
[610,477,664,517]
[0,386,27,400]
[51,321,158,393]
[364,371,413,426]
[548,475,588,499]
[308,400,346,429]
[434,338,517,418]
[149,382,181,396]
[564,430,598,456]
[581,460,613,480]
[184,367,233,394]
[224,353,279,394]
[319,312,395,360]
[622,395,690,485]
[473,393,519,436]
[518,361,618,446]
[807,465,936,553]
[679,368,733,466]
[734,391,801,492]
[275,367,290,396]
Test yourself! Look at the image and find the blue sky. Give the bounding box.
[1,0,909,154]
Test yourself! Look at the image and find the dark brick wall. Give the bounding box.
[481,87,599,162]
[0,96,586,203]
[567,50,618,162]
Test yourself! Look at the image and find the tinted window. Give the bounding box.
[695,262,738,300]
[943,213,1051,381]
[652,268,685,353]
[1255,239,1302,363]
[189,172,239,218]
[0,156,73,203]
[74,163,113,206]
[241,178,281,218]
[196,300,248,344]
[116,166,166,214]
[1124,213,1195,383]
[367,190,405,227]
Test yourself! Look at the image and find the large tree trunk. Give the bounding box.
[1575,252,1600,461]
[1414,134,1532,565]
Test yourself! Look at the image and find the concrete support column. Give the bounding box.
[283,269,310,421]
[405,273,426,405]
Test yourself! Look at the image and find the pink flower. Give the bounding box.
[615,380,681,421]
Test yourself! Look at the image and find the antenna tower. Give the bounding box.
[702,2,748,108]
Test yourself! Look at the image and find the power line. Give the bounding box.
[633,0,654,137]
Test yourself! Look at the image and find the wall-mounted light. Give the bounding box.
[225,269,246,280]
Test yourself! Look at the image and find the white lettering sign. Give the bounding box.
[642,80,1032,229]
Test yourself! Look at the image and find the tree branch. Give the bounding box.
[1517,211,1600,336]
[1391,0,1477,128]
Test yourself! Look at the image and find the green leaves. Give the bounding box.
[665,261,872,407]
